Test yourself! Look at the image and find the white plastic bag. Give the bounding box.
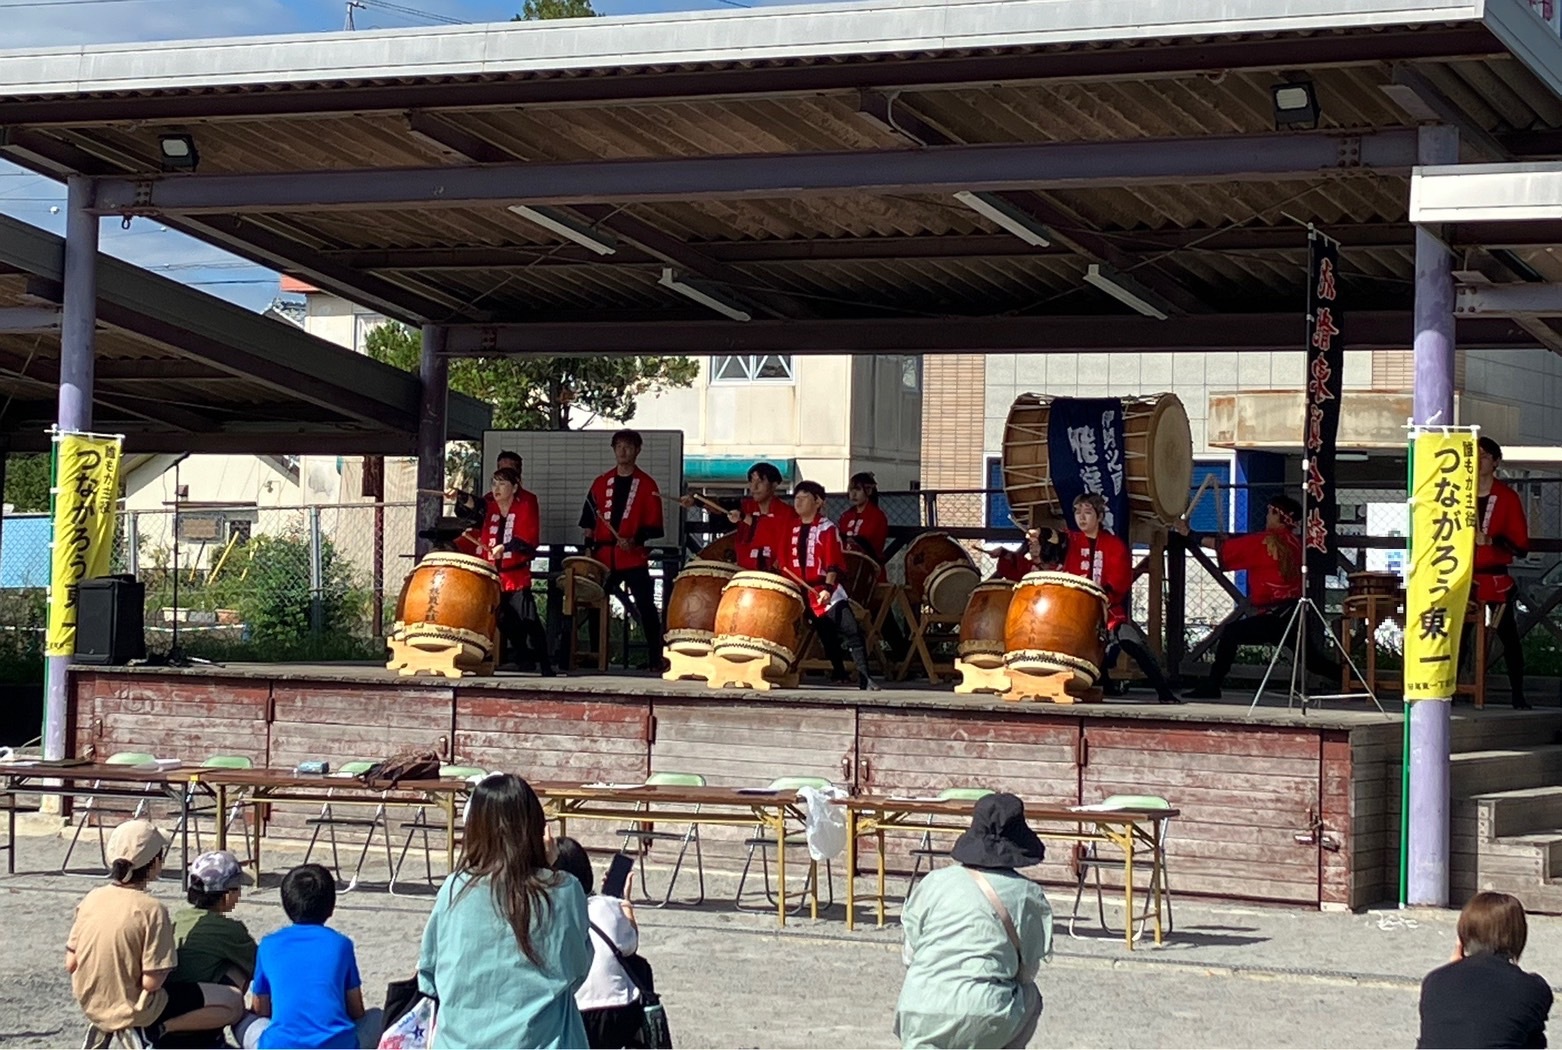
[378,995,436,1050]
[797,784,847,863]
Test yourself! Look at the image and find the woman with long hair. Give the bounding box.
[417,774,591,1049]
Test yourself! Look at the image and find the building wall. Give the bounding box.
[1464,348,1562,444]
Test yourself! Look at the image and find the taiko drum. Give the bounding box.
[1001,392,1193,528]
[1004,571,1109,686]
[712,571,806,676]
[841,549,882,609]
[664,560,739,656]
[399,552,501,667]
[563,556,610,605]
[902,533,979,616]
[957,580,1015,670]
[696,532,739,564]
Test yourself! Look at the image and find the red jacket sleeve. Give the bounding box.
[1477,483,1529,572]
[640,472,665,546]
[1217,532,1266,574]
[518,492,540,550]
[1101,534,1133,610]
[817,526,847,583]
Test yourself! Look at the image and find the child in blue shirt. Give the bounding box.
[241,864,381,1050]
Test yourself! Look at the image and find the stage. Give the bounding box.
[62,662,1562,911]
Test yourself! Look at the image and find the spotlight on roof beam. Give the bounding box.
[658,268,752,322]
[1084,264,1172,321]
[157,134,199,172]
[952,191,1052,248]
[507,205,618,256]
[1271,80,1320,130]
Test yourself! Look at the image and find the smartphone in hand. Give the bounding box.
[601,852,635,899]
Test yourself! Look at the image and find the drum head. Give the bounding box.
[1143,395,1193,521]
[563,556,609,577]
[420,552,499,579]
[926,561,979,617]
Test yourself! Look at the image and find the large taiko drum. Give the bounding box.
[399,552,501,667]
[1004,571,1109,686]
[664,560,739,656]
[697,533,739,565]
[957,580,1015,670]
[903,533,979,617]
[842,549,882,609]
[712,571,806,676]
[563,556,610,605]
[1001,393,1193,528]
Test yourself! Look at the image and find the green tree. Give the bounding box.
[513,0,596,18]
[364,322,697,431]
[3,453,50,512]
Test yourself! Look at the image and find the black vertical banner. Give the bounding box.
[1304,230,1344,604]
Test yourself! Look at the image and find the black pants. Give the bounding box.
[1207,605,1342,687]
[498,588,552,673]
[1104,620,1175,699]
[1459,594,1526,703]
[810,601,872,680]
[588,565,663,668]
[582,1002,646,1049]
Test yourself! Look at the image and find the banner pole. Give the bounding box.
[1399,435,1414,908]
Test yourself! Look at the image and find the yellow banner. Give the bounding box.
[1404,432,1478,700]
[46,434,123,656]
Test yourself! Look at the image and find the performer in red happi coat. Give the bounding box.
[579,429,665,669]
[1033,492,1180,704]
[469,464,553,676]
[1473,437,1531,708]
[779,481,880,690]
[838,472,890,563]
[681,462,800,570]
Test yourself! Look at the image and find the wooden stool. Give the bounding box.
[892,588,958,685]
[1005,668,1103,704]
[1341,598,1488,705]
[953,656,1011,695]
[564,571,612,671]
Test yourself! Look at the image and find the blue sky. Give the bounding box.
[0,0,788,313]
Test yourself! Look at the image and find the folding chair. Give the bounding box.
[303,761,395,892]
[1068,794,1175,941]
[613,771,707,907]
[903,786,993,899]
[61,751,156,874]
[169,755,254,856]
[735,776,834,916]
[390,764,486,894]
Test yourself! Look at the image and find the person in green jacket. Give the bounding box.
[418,773,592,1050]
[895,793,1054,1049]
[171,850,258,990]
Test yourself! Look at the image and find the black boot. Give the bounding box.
[852,646,881,691]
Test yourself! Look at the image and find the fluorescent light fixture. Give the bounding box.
[507,205,617,256]
[1084,263,1171,321]
[658,268,752,322]
[953,190,1051,247]
[158,133,199,172]
[1271,80,1320,129]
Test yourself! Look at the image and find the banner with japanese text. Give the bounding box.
[1404,432,1477,701]
[1303,230,1345,604]
[45,433,123,656]
[1046,397,1130,534]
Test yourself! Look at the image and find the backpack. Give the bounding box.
[358,749,442,788]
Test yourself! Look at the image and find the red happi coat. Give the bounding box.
[736,497,801,572]
[479,491,540,592]
[1219,527,1303,610]
[993,548,1035,583]
[1475,480,1530,603]
[839,502,890,563]
[1057,529,1134,630]
[582,467,664,572]
[776,515,850,612]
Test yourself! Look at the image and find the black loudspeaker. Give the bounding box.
[75,576,146,665]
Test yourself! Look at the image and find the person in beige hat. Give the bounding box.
[65,819,244,1046]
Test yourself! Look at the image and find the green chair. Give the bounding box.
[904,787,995,897]
[390,764,487,894]
[613,771,707,907]
[62,751,156,874]
[303,761,394,892]
[1068,794,1175,942]
[171,755,255,856]
[735,776,835,917]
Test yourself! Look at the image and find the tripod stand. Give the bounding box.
[162,460,219,669]
[1245,591,1381,714]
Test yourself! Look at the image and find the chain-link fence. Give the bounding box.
[4,475,1562,671]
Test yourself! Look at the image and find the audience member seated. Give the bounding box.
[1418,891,1552,1049]
[553,837,647,1049]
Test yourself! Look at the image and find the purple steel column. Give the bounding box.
[1409,124,1459,908]
[414,324,448,561]
[43,176,99,761]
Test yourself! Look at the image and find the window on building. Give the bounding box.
[901,355,922,393]
[710,355,795,383]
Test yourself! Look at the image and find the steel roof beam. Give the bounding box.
[0,306,61,333]
[1456,282,1562,315]
[0,28,1501,126]
[87,130,1422,216]
[0,419,419,455]
[440,311,1538,356]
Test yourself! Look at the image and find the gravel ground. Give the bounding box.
[1,823,1553,1049]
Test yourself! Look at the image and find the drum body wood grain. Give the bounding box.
[1004,571,1108,686]
[665,560,738,656]
[697,533,739,564]
[712,571,806,675]
[903,533,978,616]
[399,552,501,666]
[563,556,610,605]
[957,580,1015,669]
[1001,393,1193,528]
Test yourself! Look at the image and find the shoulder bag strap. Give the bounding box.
[588,919,650,997]
[965,868,1024,980]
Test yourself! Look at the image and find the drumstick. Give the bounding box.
[1180,474,1218,524]
[666,491,730,516]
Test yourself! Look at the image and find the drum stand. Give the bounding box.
[1246,595,1381,715]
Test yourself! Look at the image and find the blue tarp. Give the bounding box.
[1,515,50,588]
